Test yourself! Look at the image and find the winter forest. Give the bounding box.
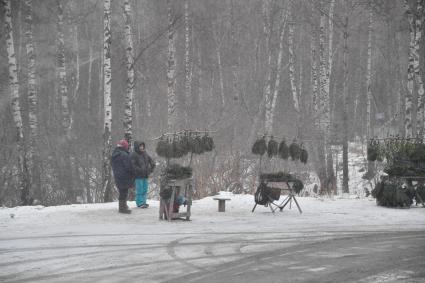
[0,0,420,207]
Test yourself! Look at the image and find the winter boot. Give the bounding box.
[119,200,131,214]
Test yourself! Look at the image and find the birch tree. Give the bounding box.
[184,0,193,126]
[213,23,225,114]
[102,0,113,202]
[405,0,415,137]
[86,23,93,112]
[247,0,273,146]
[318,4,327,128]
[364,3,376,182]
[263,0,274,135]
[413,0,424,136]
[327,0,335,98]
[24,0,40,199]
[123,0,134,145]
[366,7,373,141]
[325,0,335,194]
[266,5,288,135]
[311,31,319,114]
[167,0,177,131]
[56,0,70,138]
[288,16,299,121]
[2,0,30,205]
[316,0,336,194]
[342,15,349,194]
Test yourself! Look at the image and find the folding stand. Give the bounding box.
[252,181,302,214]
[275,182,302,214]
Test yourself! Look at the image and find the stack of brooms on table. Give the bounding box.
[368,137,425,208]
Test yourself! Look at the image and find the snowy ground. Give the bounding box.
[1,194,424,282]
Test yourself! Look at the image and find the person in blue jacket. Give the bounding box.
[111,139,135,214]
[130,141,155,208]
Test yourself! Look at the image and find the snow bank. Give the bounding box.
[1,194,424,240]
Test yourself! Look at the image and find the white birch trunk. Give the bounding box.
[265,8,288,135]
[311,31,318,114]
[3,0,30,204]
[197,34,203,106]
[325,0,336,194]
[342,16,349,194]
[263,0,274,135]
[213,26,225,113]
[326,0,335,95]
[87,25,93,111]
[69,24,79,132]
[414,0,424,136]
[405,0,415,137]
[24,0,39,197]
[147,93,152,118]
[102,0,113,202]
[366,8,373,140]
[298,30,303,116]
[248,0,273,144]
[319,8,327,129]
[319,0,335,194]
[184,0,192,126]
[288,21,299,114]
[123,0,135,145]
[56,0,70,138]
[167,0,177,131]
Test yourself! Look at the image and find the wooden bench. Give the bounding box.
[213,197,231,212]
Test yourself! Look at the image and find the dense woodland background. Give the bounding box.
[0,0,421,206]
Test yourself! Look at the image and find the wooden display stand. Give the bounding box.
[159,178,193,221]
[252,180,302,214]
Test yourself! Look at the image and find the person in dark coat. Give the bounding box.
[111,139,135,214]
[130,141,155,208]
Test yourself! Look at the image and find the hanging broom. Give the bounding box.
[252,136,267,155]
[278,139,289,160]
[300,145,308,164]
[267,137,279,158]
[289,140,301,161]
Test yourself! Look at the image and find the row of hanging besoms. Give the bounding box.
[252,136,308,164]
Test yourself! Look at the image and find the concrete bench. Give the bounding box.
[213,197,231,212]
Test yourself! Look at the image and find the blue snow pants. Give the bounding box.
[135,178,148,207]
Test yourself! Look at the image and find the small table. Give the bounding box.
[213,197,231,212]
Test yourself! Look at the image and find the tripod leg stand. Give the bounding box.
[279,193,302,214]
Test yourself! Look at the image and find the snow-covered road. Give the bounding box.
[1,195,424,282]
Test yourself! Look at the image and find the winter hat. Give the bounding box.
[117,139,129,151]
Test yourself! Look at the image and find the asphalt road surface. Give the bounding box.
[1,230,424,282]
